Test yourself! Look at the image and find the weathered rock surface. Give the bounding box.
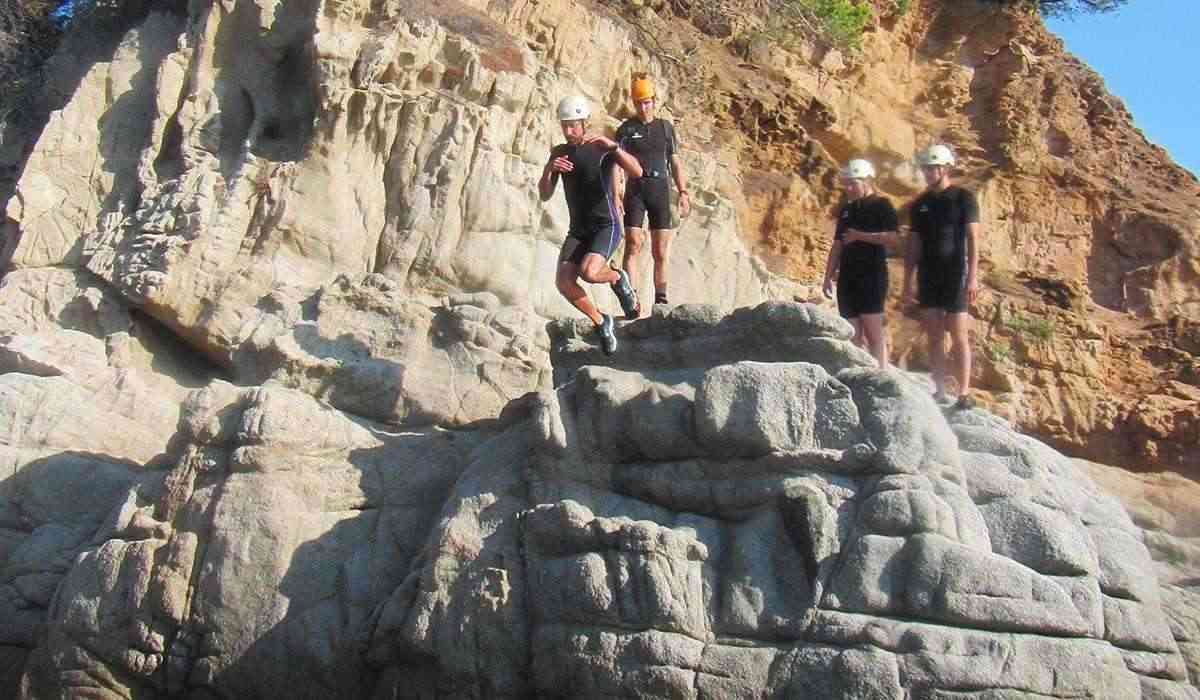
[2,0,799,433]
[1,301,1196,698]
[0,0,1197,696]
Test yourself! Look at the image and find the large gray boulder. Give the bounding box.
[2,301,1195,699]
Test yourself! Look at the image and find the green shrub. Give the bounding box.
[1004,314,1055,343]
[983,339,1013,364]
[800,0,872,49]
[760,0,873,51]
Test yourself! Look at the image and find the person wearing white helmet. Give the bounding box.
[821,157,898,367]
[540,95,643,355]
[903,143,981,409]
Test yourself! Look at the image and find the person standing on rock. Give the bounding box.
[540,95,643,355]
[616,74,690,311]
[903,144,981,409]
[821,158,898,367]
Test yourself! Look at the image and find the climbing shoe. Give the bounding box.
[610,267,640,319]
[596,313,618,356]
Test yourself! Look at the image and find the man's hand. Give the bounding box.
[679,191,691,218]
[966,273,979,305]
[549,154,573,173]
[822,278,834,300]
[583,134,619,151]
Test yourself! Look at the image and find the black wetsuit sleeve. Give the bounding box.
[961,189,980,224]
[834,203,849,242]
[665,121,677,157]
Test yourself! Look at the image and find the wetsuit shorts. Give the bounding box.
[918,268,968,313]
[624,177,674,230]
[559,218,622,266]
[837,268,888,318]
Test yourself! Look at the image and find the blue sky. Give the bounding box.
[1046,1,1198,176]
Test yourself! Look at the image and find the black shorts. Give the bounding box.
[624,177,674,230]
[837,267,888,318]
[918,268,968,313]
[559,218,622,266]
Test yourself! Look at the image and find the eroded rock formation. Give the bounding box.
[3,302,1196,698]
[1,0,1198,696]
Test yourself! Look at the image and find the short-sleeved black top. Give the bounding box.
[834,194,898,279]
[910,186,980,274]
[615,118,677,178]
[550,141,617,229]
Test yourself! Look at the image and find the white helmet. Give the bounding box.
[840,158,876,179]
[556,95,591,122]
[919,144,956,166]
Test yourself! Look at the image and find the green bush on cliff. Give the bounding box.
[797,0,873,49]
[752,0,873,52]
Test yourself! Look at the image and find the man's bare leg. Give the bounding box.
[860,312,888,368]
[947,311,972,397]
[922,308,948,400]
[650,228,674,303]
[623,227,647,296]
[556,262,602,325]
[579,253,620,286]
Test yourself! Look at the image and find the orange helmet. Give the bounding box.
[631,76,655,103]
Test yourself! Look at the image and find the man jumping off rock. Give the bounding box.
[903,144,981,409]
[540,95,643,355]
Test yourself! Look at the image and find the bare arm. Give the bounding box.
[540,149,570,202]
[843,228,899,248]
[539,164,559,202]
[610,165,625,218]
[670,153,690,217]
[611,145,642,178]
[584,134,643,178]
[965,221,981,303]
[903,227,921,302]
[822,238,843,298]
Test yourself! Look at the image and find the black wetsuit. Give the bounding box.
[834,194,897,318]
[616,118,678,230]
[910,186,980,312]
[551,141,622,265]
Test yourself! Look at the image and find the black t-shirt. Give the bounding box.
[910,186,980,274]
[835,194,897,279]
[615,118,677,178]
[551,141,617,229]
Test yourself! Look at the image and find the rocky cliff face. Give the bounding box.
[1,0,1198,696]
[709,1,1200,474]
